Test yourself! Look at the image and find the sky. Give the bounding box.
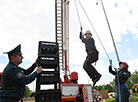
[0,0,138,91]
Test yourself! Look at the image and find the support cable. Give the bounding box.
[77,0,110,61]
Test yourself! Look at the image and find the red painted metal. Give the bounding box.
[62,96,77,102]
[0,72,2,86]
[65,50,67,77]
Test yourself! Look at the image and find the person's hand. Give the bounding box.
[109,59,112,66]
[36,66,42,74]
[80,26,83,32]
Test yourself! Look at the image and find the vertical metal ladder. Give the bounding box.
[55,0,64,71]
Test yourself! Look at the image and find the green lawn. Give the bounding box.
[105,94,138,102]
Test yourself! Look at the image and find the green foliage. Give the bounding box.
[103,84,113,93]
[106,98,115,102]
[127,70,138,89]
[129,93,138,102]
[93,84,114,92]
[105,94,138,102]
[93,85,103,91]
[24,86,32,97]
[109,81,116,92]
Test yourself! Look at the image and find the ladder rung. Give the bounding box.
[56,16,62,18]
[59,46,63,48]
[57,9,63,11]
[57,26,62,27]
[56,40,63,42]
[57,8,62,10]
[57,39,63,41]
[57,30,63,32]
[56,34,63,36]
[56,19,63,21]
[59,47,63,49]
[57,39,63,43]
[56,36,63,38]
[56,13,62,15]
[56,30,63,32]
[57,6,62,8]
[57,38,62,40]
[57,23,63,25]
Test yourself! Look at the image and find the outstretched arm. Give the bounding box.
[24,59,38,75]
[8,66,42,85]
[79,26,86,42]
[109,60,116,75]
[109,65,116,75]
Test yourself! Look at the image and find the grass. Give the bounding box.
[105,94,138,102]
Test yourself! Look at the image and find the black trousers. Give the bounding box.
[83,50,100,80]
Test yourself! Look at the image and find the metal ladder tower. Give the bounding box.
[55,0,64,71]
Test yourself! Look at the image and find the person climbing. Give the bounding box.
[109,60,131,102]
[79,26,101,86]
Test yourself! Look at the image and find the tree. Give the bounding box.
[103,84,114,93]
[110,80,116,92]
[93,85,103,91]
[127,71,138,89]
[24,86,32,97]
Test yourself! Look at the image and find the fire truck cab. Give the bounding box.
[61,83,93,102]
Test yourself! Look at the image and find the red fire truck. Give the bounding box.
[24,0,94,101]
[55,0,94,101]
[0,72,2,86]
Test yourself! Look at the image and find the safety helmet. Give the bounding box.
[123,62,129,69]
[119,61,129,69]
[85,30,92,35]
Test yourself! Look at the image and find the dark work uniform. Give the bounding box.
[80,32,101,81]
[0,62,38,102]
[109,66,131,102]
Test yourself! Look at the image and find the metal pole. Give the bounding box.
[100,0,121,102]
[63,0,70,78]
[100,0,120,63]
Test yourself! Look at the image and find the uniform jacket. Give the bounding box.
[109,65,131,88]
[0,62,38,101]
[80,32,97,51]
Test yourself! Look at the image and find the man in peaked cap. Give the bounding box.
[0,44,42,102]
[79,26,101,87]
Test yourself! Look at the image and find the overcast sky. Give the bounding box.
[0,0,138,91]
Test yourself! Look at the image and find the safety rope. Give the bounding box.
[74,0,82,26]
[76,0,111,62]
